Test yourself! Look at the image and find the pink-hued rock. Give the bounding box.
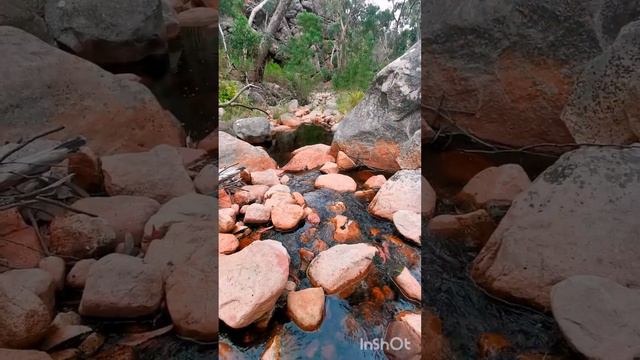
[423,176,437,219]
[66,259,96,289]
[219,208,236,233]
[219,132,276,172]
[314,174,357,193]
[40,324,92,351]
[239,185,270,204]
[197,131,217,154]
[166,249,218,342]
[0,209,43,270]
[193,164,217,195]
[282,144,335,172]
[392,210,422,245]
[332,215,361,243]
[427,210,496,247]
[219,233,239,254]
[369,170,422,220]
[38,256,66,291]
[0,277,51,348]
[458,164,531,209]
[395,267,421,301]
[287,287,325,331]
[143,193,216,242]
[79,254,163,318]
[271,204,304,231]
[363,174,386,190]
[292,192,305,207]
[0,268,56,313]
[308,243,377,295]
[219,240,290,328]
[72,196,160,244]
[0,349,52,360]
[49,214,117,259]
[264,192,296,210]
[250,169,281,186]
[264,185,290,199]
[101,145,195,204]
[176,147,208,169]
[336,151,356,171]
[319,162,339,174]
[243,203,271,224]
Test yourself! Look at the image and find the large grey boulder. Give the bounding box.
[0,0,51,42]
[551,276,640,359]
[45,0,167,64]
[232,117,272,144]
[423,0,640,147]
[472,147,640,308]
[333,43,421,172]
[0,26,184,155]
[562,20,640,145]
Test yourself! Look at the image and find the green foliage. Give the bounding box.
[227,16,261,73]
[336,90,365,113]
[220,0,244,17]
[283,12,325,101]
[219,80,238,103]
[264,61,289,87]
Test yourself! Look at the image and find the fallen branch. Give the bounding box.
[0,126,65,164]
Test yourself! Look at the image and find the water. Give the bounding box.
[268,125,334,166]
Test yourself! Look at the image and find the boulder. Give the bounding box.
[333,43,420,171]
[562,20,640,144]
[282,144,335,172]
[0,26,184,155]
[0,277,51,348]
[194,164,217,195]
[457,164,531,209]
[79,254,163,318]
[176,7,217,27]
[232,117,271,144]
[472,147,640,308]
[287,287,325,331]
[72,196,160,244]
[422,0,640,147]
[143,193,216,242]
[0,269,56,313]
[363,174,386,190]
[369,170,422,220]
[219,240,290,328]
[551,275,640,359]
[0,0,51,42]
[219,132,276,172]
[45,0,167,63]
[0,209,43,270]
[392,210,421,245]
[308,243,377,295]
[271,204,304,231]
[49,214,117,259]
[101,145,195,204]
[336,151,356,171]
[314,174,357,193]
[319,162,338,174]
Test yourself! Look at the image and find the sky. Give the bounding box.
[366,0,393,10]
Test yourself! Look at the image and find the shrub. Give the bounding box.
[219,80,238,103]
[337,90,365,114]
[264,61,289,87]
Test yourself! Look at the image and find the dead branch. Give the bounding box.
[0,126,65,164]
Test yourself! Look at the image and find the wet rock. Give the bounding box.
[271,204,304,231]
[314,174,357,193]
[332,215,361,242]
[38,256,65,291]
[363,174,386,190]
[472,147,640,308]
[219,132,276,172]
[143,193,216,242]
[45,0,166,63]
[422,1,640,147]
[0,209,42,270]
[0,27,184,154]
[336,151,356,171]
[457,164,531,209]
[308,243,377,295]
[0,349,52,360]
[354,190,376,202]
[232,117,271,144]
[219,240,290,328]
[551,275,640,360]
[384,312,421,360]
[562,21,640,144]
[80,254,163,318]
[0,276,51,348]
[423,311,450,360]
[78,332,104,356]
[395,267,421,302]
[319,162,338,174]
[193,164,217,195]
[101,145,195,204]
[244,203,271,224]
[282,144,335,172]
[428,210,496,247]
[66,259,96,289]
[144,221,216,276]
[0,268,55,313]
[166,249,218,342]
[261,334,281,360]
[287,287,325,331]
[219,233,239,254]
[392,210,421,245]
[72,196,160,244]
[251,169,281,186]
[478,333,511,358]
[49,214,117,259]
[369,170,422,220]
[334,43,420,171]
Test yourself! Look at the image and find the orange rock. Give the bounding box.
[218,189,233,208]
[271,204,304,231]
[478,333,511,358]
[68,146,103,191]
[327,201,347,213]
[282,144,335,172]
[336,151,356,171]
[0,209,43,270]
[363,174,386,190]
[332,215,361,242]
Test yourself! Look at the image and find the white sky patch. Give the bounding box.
[366,0,393,10]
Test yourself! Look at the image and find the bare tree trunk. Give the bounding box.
[248,0,271,28]
[252,0,292,83]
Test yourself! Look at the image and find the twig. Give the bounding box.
[221,103,270,116]
[1,174,74,200]
[219,84,259,106]
[34,196,97,217]
[0,126,65,163]
[26,209,51,257]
